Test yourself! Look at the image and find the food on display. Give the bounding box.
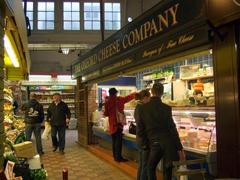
[4,103,13,111]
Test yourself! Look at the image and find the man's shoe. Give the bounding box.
[59,150,65,155]
[39,151,44,156]
[53,147,58,152]
[119,158,128,162]
[114,158,121,162]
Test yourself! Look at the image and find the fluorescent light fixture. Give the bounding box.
[4,34,20,67]
[29,75,52,81]
[57,75,74,81]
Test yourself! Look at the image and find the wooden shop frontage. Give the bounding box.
[71,0,240,178]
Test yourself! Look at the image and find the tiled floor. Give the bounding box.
[40,130,134,180]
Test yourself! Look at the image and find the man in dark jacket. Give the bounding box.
[25,93,44,155]
[47,93,71,154]
[138,83,185,180]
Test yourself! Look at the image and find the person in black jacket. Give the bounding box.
[134,89,151,180]
[25,93,44,155]
[47,93,71,154]
[138,83,185,180]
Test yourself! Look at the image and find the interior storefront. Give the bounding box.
[0,1,49,179]
[72,0,240,178]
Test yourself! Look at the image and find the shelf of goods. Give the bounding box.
[28,85,76,118]
[3,88,26,147]
[3,88,48,179]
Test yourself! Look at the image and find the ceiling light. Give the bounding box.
[61,48,70,55]
[29,75,52,81]
[128,17,133,22]
[4,34,20,67]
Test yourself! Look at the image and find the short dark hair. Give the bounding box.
[109,88,118,96]
[53,93,61,97]
[151,83,164,96]
[30,93,38,99]
[135,89,150,100]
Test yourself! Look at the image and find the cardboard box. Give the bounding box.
[13,141,36,158]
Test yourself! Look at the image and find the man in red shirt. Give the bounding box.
[104,88,135,162]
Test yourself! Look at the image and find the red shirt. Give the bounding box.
[104,93,136,135]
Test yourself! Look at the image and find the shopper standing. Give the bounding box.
[134,89,151,180]
[47,93,71,154]
[25,93,44,155]
[138,83,185,180]
[104,88,135,162]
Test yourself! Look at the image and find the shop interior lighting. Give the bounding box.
[57,75,76,82]
[61,48,70,55]
[128,17,133,22]
[82,76,86,81]
[4,34,20,67]
[29,75,52,81]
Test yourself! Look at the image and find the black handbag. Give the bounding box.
[129,122,136,135]
[13,159,30,180]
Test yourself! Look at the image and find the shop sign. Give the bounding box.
[137,25,209,64]
[72,0,206,80]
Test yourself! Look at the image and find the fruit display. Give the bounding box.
[4,88,13,103]
[3,88,26,150]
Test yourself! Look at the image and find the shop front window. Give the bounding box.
[137,51,216,153]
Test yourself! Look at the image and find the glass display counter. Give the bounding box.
[172,107,216,155]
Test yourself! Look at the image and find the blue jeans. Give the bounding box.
[137,149,149,180]
[51,125,66,151]
[25,123,43,154]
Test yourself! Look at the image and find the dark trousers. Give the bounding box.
[137,149,149,180]
[147,142,174,180]
[51,125,66,151]
[25,123,43,154]
[111,128,123,160]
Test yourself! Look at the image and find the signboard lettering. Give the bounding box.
[72,0,207,81]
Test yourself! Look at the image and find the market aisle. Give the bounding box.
[40,129,134,180]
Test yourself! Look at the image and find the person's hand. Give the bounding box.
[178,150,186,161]
[66,118,70,124]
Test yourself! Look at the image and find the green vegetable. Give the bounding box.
[14,132,26,144]
[30,169,47,180]
[4,153,17,162]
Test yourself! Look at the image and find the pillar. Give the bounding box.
[76,78,97,146]
[213,24,240,178]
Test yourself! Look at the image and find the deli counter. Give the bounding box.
[92,107,217,176]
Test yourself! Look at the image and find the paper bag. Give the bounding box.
[42,121,51,140]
